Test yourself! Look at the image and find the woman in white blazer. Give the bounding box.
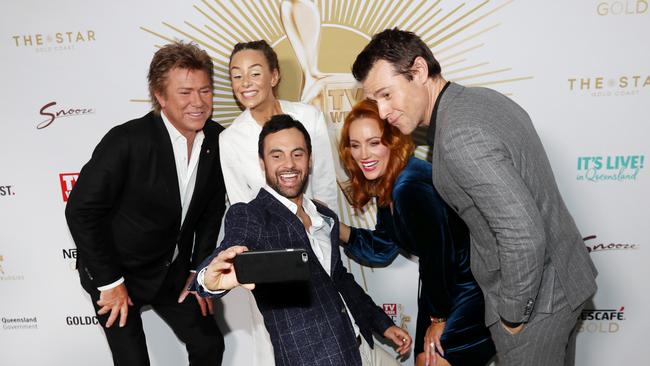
[220,40,337,210]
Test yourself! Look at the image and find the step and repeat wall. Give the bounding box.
[1,1,647,365]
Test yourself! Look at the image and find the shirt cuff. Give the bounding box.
[197,268,226,295]
[97,277,124,291]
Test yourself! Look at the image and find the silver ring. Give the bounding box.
[430,342,435,348]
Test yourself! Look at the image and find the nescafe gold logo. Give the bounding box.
[597,0,648,15]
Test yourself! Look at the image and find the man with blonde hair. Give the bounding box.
[66,41,226,365]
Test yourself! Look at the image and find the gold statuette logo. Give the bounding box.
[141,0,530,235]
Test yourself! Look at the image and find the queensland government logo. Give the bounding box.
[567,75,649,97]
[11,30,96,52]
[584,235,640,253]
[37,101,95,129]
[2,316,38,330]
[141,0,531,230]
[578,306,625,334]
[59,173,79,202]
[597,0,648,15]
[576,154,644,182]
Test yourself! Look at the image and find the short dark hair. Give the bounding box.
[258,115,312,158]
[352,28,441,82]
[148,41,214,113]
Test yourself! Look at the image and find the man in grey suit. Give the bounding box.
[352,29,597,365]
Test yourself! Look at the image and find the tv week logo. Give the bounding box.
[59,173,79,202]
[383,303,398,323]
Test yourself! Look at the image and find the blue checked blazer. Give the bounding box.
[196,188,394,366]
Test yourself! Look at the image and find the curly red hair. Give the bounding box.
[339,99,414,209]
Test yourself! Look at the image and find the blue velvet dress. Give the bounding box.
[346,157,495,365]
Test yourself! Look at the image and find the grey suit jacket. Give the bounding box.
[430,83,597,326]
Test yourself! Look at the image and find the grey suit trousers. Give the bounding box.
[488,288,584,366]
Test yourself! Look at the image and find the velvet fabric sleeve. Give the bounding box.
[344,208,400,267]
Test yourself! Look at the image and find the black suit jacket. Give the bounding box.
[66,111,226,302]
[196,189,394,366]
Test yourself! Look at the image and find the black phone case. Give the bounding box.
[234,249,310,284]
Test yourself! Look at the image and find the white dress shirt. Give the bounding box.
[219,100,338,212]
[97,111,203,291]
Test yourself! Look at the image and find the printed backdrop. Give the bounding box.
[1,0,648,365]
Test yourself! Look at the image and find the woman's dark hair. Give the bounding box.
[229,40,280,74]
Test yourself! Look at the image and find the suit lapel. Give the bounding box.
[258,190,319,259]
[152,113,181,216]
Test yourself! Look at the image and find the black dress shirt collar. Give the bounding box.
[426,81,451,146]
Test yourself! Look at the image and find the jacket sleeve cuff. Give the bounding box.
[97,277,124,291]
[196,267,227,296]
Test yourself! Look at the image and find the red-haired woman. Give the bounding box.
[339,100,495,366]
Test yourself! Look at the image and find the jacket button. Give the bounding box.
[341,307,347,314]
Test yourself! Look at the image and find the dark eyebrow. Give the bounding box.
[230,63,263,71]
[373,86,389,97]
[178,85,211,91]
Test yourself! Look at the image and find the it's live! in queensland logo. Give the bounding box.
[576,154,644,182]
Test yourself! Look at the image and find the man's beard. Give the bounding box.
[266,169,308,199]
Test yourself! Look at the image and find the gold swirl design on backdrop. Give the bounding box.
[140,0,532,292]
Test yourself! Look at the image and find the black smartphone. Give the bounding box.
[234,248,310,284]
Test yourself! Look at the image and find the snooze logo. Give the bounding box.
[37,101,95,129]
[578,306,625,334]
[59,173,79,202]
[583,235,640,253]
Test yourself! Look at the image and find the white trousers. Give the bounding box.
[359,335,402,366]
